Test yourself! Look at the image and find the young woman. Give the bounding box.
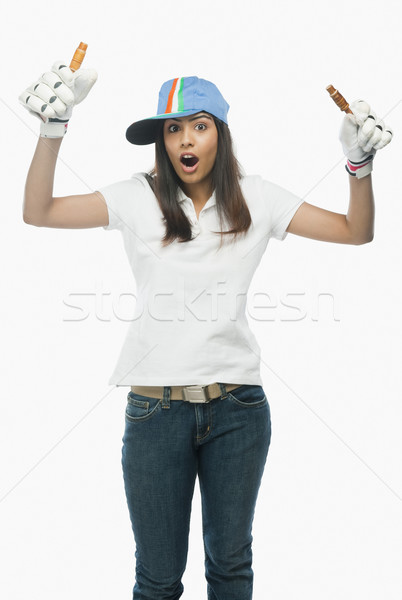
[20,62,392,600]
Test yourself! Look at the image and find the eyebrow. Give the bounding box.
[168,114,213,122]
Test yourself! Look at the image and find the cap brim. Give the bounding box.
[125,109,207,145]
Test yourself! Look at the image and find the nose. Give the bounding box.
[180,124,194,147]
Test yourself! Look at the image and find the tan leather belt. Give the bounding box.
[130,383,241,403]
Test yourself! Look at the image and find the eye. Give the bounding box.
[167,124,179,133]
[195,123,207,131]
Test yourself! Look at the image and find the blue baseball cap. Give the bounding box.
[126,76,230,145]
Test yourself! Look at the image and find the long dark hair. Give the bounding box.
[145,115,252,248]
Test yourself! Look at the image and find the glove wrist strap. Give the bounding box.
[40,118,69,139]
[345,156,374,179]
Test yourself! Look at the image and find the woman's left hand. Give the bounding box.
[339,100,393,178]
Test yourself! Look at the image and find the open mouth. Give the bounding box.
[180,153,199,168]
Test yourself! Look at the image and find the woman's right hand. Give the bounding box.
[18,60,98,138]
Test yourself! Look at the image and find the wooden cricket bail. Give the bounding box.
[70,42,88,72]
[326,84,352,114]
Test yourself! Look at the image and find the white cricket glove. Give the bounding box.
[339,100,393,178]
[18,60,98,138]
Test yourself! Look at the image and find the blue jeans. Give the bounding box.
[121,383,272,600]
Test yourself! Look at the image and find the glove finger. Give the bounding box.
[40,71,75,105]
[45,96,68,117]
[26,81,55,102]
[27,81,69,118]
[358,111,378,152]
[374,126,393,150]
[18,88,57,118]
[369,118,385,150]
[51,61,75,86]
[73,68,98,105]
[350,99,371,127]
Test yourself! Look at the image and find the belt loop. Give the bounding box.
[218,382,228,399]
[162,386,171,409]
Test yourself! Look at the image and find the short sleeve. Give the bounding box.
[262,179,304,241]
[97,176,147,232]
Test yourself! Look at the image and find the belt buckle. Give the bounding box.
[182,385,210,403]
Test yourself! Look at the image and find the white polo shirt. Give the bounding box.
[99,173,304,387]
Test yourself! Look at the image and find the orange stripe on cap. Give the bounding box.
[165,78,179,114]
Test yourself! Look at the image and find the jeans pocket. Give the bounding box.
[125,391,162,423]
[228,384,268,408]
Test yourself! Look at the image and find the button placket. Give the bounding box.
[184,199,201,230]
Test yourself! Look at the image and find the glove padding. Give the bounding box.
[339,100,393,178]
[19,60,98,138]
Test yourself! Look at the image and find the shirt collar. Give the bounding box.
[177,187,217,210]
[177,188,187,203]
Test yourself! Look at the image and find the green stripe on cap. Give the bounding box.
[177,78,184,112]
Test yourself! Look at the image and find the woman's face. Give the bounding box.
[163,112,218,190]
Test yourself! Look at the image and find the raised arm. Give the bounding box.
[286,173,374,245]
[23,135,108,228]
[286,98,392,245]
[20,57,107,229]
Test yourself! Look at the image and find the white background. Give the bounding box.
[1,0,402,598]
